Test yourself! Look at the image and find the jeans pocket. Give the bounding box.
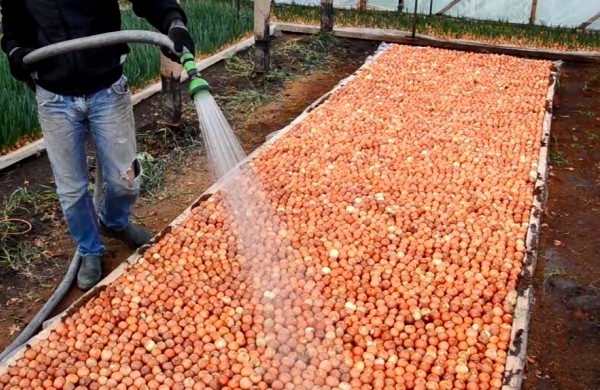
[35,88,61,107]
[110,75,130,95]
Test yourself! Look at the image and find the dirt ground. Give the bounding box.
[0,33,379,352]
[1,34,599,388]
[522,63,600,390]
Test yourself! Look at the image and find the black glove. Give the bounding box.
[8,47,35,81]
[162,20,195,63]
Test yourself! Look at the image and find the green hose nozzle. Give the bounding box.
[180,52,211,99]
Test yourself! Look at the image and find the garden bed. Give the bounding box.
[0,31,380,358]
[1,31,597,388]
[0,35,562,390]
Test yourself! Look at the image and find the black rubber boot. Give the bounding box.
[77,255,102,290]
[99,220,154,249]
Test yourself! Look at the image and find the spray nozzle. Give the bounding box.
[180,51,211,98]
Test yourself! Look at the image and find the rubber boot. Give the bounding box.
[77,255,102,290]
[99,221,154,249]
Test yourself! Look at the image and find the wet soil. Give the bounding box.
[0,33,379,353]
[522,63,600,390]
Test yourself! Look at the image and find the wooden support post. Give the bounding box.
[436,0,463,16]
[357,0,367,12]
[159,0,182,126]
[529,0,538,25]
[159,54,182,126]
[254,0,271,73]
[579,10,600,30]
[411,0,419,38]
[321,0,334,32]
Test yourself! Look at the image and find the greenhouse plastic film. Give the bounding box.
[275,0,600,30]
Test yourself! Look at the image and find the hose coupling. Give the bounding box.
[180,52,211,98]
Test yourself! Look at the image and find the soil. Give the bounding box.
[1,34,599,389]
[521,63,600,390]
[0,34,380,353]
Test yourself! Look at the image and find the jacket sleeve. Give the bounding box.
[128,0,188,34]
[1,0,38,55]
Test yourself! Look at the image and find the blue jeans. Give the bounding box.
[36,75,140,257]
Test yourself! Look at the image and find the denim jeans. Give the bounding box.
[36,75,140,257]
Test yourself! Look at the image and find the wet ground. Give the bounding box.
[0,35,599,388]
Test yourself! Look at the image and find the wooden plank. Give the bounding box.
[0,138,45,171]
[436,0,464,16]
[578,10,600,30]
[0,33,268,172]
[0,42,392,373]
[502,61,562,390]
[529,0,538,25]
[275,23,600,63]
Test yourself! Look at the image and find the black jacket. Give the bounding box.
[0,0,186,96]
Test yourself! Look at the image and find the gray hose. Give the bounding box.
[0,251,81,364]
[0,29,175,365]
[23,30,175,64]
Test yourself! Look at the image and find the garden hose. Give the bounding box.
[0,30,203,365]
[0,251,81,365]
[22,30,175,64]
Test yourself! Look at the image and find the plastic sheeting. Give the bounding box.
[535,0,600,28]
[274,0,600,30]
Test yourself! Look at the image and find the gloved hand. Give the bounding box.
[8,47,35,81]
[162,20,195,63]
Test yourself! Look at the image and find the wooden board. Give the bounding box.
[274,22,600,63]
[0,138,46,171]
[0,41,393,373]
[501,61,562,390]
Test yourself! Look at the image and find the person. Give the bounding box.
[1,0,195,290]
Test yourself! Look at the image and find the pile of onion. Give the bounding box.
[0,44,552,390]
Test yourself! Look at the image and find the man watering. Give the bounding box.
[0,0,195,290]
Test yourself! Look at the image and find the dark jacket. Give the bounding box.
[0,0,186,96]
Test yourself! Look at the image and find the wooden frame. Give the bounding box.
[275,23,600,63]
[0,21,576,390]
[579,10,600,30]
[436,0,464,16]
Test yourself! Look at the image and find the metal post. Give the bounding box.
[412,0,419,38]
[398,0,404,12]
[429,0,433,16]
